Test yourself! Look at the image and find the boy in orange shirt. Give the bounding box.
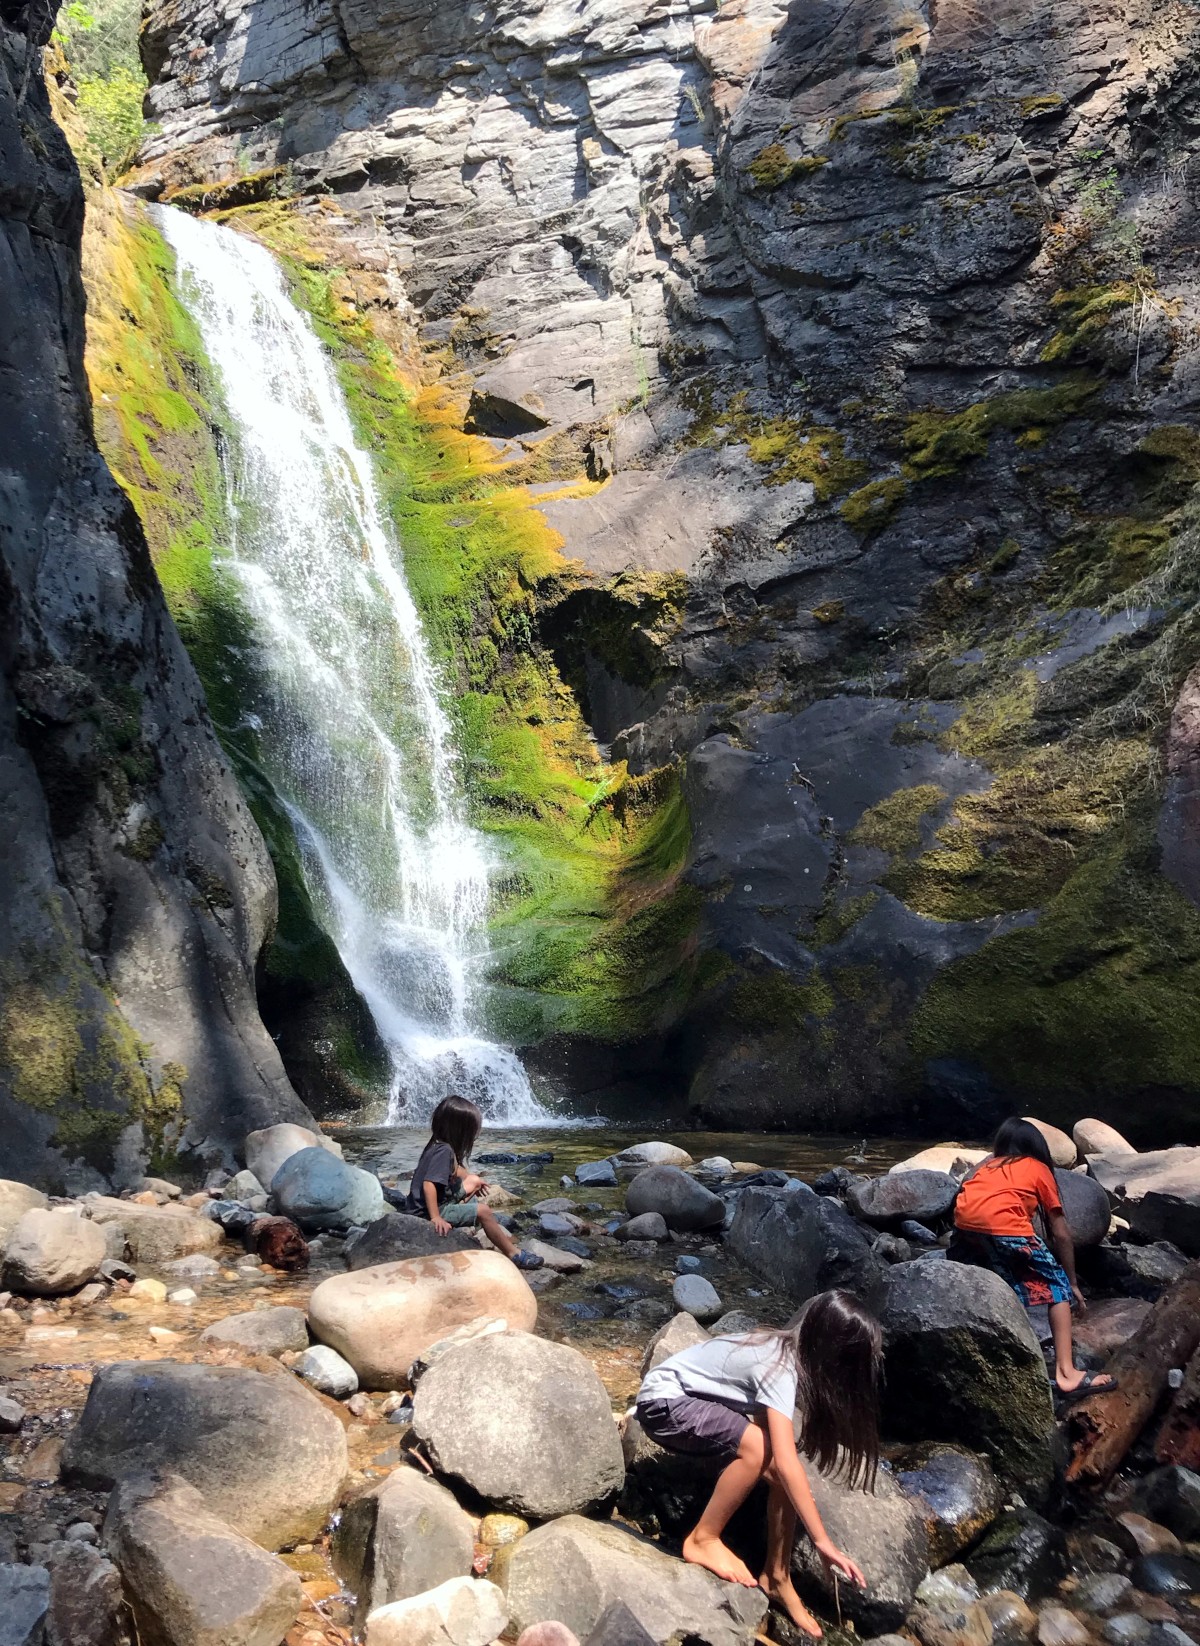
[950,1117,1117,1399]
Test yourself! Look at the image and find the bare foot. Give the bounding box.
[760,1575,823,1638]
[682,1531,757,1587]
[1056,1369,1115,1394]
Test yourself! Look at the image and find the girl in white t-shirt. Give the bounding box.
[637,1289,881,1637]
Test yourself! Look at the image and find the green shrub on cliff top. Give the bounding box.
[55,0,152,177]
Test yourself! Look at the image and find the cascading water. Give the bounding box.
[156,205,548,1125]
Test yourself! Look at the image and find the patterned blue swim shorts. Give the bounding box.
[949,1229,1073,1307]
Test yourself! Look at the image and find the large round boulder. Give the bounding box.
[344,1212,474,1269]
[894,1443,1005,1566]
[245,1123,342,1191]
[2,1208,106,1295]
[625,1167,723,1232]
[849,1171,959,1228]
[1051,1169,1110,1247]
[307,1250,537,1389]
[890,1146,989,1177]
[333,1467,475,1629]
[199,1307,310,1357]
[61,1361,347,1549]
[1074,1119,1135,1158]
[82,1197,225,1267]
[726,1186,885,1307]
[412,1330,624,1519]
[1024,1119,1077,1168]
[880,1263,1057,1499]
[270,1148,386,1232]
[0,1180,49,1244]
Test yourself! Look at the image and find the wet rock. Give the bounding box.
[128,1277,167,1302]
[575,1160,617,1188]
[0,1562,49,1646]
[894,1443,1005,1565]
[2,1210,106,1295]
[244,1124,341,1193]
[524,1240,587,1274]
[1052,1171,1110,1248]
[84,1200,225,1267]
[791,1455,928,1633]
[616,1213,670,1243]
[727,1187,885,1307]
[616,1143,694,1169]
[344,1213,474,1267]
[0,1396,24,1433]
[363,1576,507,1646]
[671,1273,722,1321]
[1025,1121,1078,1169]
[641,1311,709,1375]
[966,1510,1066,1602]
[333,1468,474,1628]
[62,1360,347,1549]
[308,1250,536,1388]
[916,1565,980,1610]
[976,1591,1037,1646]
[675,1254,702,1273]
[1073,1575,1132,1614]
[1036,1606,1090,1646]
[1102,1617,1151,1646]
[1075,1121,1135,1158]
[539,1213,580,1237]
[102,1473,302,1646]
[162,1254,222,1279]
[906,1599,993,1646]
[1138,1466,1200,1540]
[1090,1244,1188,1302]
[1073,1298,1153,1355]
[849,1172,959,1228]
[270,1147,385,1232]
[199,1305,309,1356]
[412,1330,624,1518]
[503,1515,766,1645]
[881,1263,1056,1497]
[625,1168,723,1232]
[1117,1515,1180,1557]
[43,1541,127,1646]
[1129,1553,1200,1599]
[0,1181,49,1243]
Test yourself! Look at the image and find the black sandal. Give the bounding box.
[1057,1371,1119,1402]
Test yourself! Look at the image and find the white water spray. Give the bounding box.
[157,205,547,1125]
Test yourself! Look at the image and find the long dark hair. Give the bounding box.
[430,1094,482,1166]
[753,1290,882,1491]
[991,1117,1054,1171]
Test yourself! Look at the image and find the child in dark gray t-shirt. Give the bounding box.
[405,1095,543,1271]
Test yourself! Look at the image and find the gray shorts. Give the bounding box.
[637,1395,749,1462]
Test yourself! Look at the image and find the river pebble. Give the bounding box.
[671,1274,722,1321]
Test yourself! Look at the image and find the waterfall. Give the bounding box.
[156,204,548,1126]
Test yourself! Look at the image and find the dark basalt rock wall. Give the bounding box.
[127,0,1200,1137]
[0,11,316,1188]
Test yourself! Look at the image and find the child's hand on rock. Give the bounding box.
[432,1215,452,1236]
[817,1541,866,1588]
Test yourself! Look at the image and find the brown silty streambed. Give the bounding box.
[0,1128,916,1642]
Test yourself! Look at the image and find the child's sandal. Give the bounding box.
[511,1249,544,1271]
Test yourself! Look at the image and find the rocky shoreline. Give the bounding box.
[1,1119,1199,1645]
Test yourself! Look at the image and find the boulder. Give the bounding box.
[364,1577,507,1646]
[270,1148,385,1232]
[0,1180,49,1243]
[894,1443,1005,1565]
[849,1172,959,1228]
[334,1468,475,1628]
[791,1454,929,1634]
[726,1187,885,1307]
[1073,1298,1153,1356]
[1086,1148,1200,1256]
[1074,1121,1135,1158]
[408,1318,508,1387]
[1129,1552,1200,1598]
[1090,1242,1188,1300]
[224,1170,266,1202]
[890,1147,989,1178]
[83,1199,225,1267]
[581,1604,654,1646]
[307,1250,537,1390]
[502,1515,766,1645]
[615,1213,669,1243]
[0,1563,49,1646]
[102,1473,302,1646]
[62,1360,347,1549]
[966,1509,1067,1602]
[880,1262,1056,1498]
[1,1209,105,1295]
[345,1213,474,1268]
[44,1541,127,1646]
[1024,1120,1078,1169]
[575,1160,618,1187]
[672,1274,722,1321]
[523,1240,587,1274]
[0,1396,24,1432]
[1139,1466,1200,1540]
[616,1143,694,1169]
[199,1306,309,1356]
[625,1168,723,1232]
[412,1330,624,1518]
[977,1591,1038,1646]
[294,1343,358,1399]
[244,1124,342,1191]
[1043,1170,1111,1247]
[641,1312,709,1376]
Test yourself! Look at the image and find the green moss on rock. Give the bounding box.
[902,379,1102,481]
[840,476,907,534]
[747,144,829,190]
[850,785,946,855]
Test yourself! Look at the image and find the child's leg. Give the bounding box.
[681,1417,766,1587]
[759,1483,822,1638]
[475,1203,518,1259]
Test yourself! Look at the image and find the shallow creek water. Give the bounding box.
[0,1128,919,1643]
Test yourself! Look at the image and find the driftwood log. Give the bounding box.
[1154,1340,1200,1469]
[1065,1261,1200,1487]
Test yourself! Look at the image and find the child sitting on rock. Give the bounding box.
[949,1115,1115,1399]
[404,1094,542,1271]
[636,1288,877,1637]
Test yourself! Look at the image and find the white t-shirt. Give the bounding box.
[639,1333,798,1418]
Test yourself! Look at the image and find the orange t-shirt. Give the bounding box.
[953,1156,1062,1237]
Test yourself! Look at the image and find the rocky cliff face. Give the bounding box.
[123,0,1200,1137]
[0,7,317,1189]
